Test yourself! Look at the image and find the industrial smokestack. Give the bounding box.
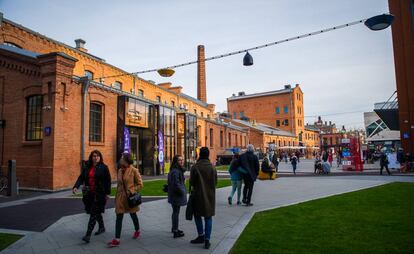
[197,45,207,102]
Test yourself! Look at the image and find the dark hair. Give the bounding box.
[199,147,210,161]
[171,154,183,170]
[122,152,134,165]
[88,150,103,166]
[233,153,240,160]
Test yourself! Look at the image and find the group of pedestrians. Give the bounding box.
[73,147,218,250]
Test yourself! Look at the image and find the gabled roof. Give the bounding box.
[230,119,296,137]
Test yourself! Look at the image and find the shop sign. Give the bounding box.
[125,99,148,128]
[341,138,350,144]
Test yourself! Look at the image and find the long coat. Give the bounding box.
[239,151,260,182]
[115,166,143,214]
[73,162,111,214]
[167,167,187,206]
[190,159,217,217]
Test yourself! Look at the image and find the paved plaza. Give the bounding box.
[2,174,413,254]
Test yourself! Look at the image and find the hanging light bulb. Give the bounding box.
[243,51,253,66]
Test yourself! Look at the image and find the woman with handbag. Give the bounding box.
[72,150,111,243]
[107,153,143,247]
[167,154,187,238]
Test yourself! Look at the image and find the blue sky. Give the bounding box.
[0,0,396,129]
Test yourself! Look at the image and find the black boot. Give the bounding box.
[82,235,91,243]
[173,230,185,238]
[94,227,105,235]
[190,235,205,244]
[204,240,211,249]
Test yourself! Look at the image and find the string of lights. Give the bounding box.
[93,18,369,81]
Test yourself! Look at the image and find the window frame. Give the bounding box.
[25,95,43,141]
[89,102,104,143]
[84,70,94,80]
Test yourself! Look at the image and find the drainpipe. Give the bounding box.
[80,76,90,167]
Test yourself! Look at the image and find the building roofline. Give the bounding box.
[2,17,211,110]
[227,88,292,101]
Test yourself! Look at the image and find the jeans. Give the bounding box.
[194,216,212,240]
[243,178,254,204]
[115,213,140,238]
[380,164,390,175]
[229,180,242,202]
[171,204,181,232]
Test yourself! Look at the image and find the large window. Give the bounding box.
[284,105,289,114]
[138,89,144,97]
[233,112,237,119]
[156,96,161,103]
[209,128,214,147]
[276,120,281,127]
[284,119,289,126]
[26,95,43,141]
[220,130,224,147]
[240,111,244,118]
[89,102,103,142]
[84,70,94,80]
[276,106,280,114]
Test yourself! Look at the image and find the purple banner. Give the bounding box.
[124,127,131,153]
[158,130,164,167]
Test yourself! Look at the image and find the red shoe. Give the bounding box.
[107,239,120,247]
[133,230,141,239]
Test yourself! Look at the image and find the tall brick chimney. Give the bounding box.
[197,45,207,102]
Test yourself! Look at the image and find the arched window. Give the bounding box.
[3,42,22,48]
[84,70,94,80]
[113,81,122,90]
[26,95,43,141]
[138,89,144,97]
[89,102,103,142]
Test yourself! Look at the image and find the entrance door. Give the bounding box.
[130,133,140,171]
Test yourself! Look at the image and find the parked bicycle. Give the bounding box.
[0,170,8,193]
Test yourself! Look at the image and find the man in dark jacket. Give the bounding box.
[240,144,260,206]
[189,147,217,249]
[380,149,391,175]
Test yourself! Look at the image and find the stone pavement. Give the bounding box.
[2,175,413,254]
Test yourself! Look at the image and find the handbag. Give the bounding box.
[122,170,142,208]
[185,183,194,221]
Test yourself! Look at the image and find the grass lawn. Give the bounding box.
[231,182,414,254]
[0,233,22,251]
[108,178,231,197]
[215,165,229,171]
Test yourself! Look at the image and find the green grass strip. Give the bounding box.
[0,233,22,251]
[231,182,414,254]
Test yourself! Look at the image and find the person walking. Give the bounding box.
[380,149,391,175]
[167,155,187,238]
[295,150,301,163]
[271,150,279,172]
[189,147,217,249]
[240,144,260,206]
[108,153,143,247]
[73,150,111,243]
[328,152,333,168]
[290,153,298,175]
[228,153,242,205]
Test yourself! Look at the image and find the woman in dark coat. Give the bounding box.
[167,154,187,238]
[73,150,111,243]
[189,147,217,249]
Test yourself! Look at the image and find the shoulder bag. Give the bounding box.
[122,169,142,208]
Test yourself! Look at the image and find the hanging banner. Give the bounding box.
[124,127,131,153]
[158,130,164,167]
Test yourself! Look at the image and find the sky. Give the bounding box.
[0,0,396,130]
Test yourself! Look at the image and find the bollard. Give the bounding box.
[7,160,17,197]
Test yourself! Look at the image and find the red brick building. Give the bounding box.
[0,14,248,190]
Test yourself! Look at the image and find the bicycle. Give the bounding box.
[0,170,7,193]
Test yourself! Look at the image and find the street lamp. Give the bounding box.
[364,14,394,31]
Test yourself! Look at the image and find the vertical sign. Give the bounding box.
[124,127,131,153]
[158,130,164,168]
